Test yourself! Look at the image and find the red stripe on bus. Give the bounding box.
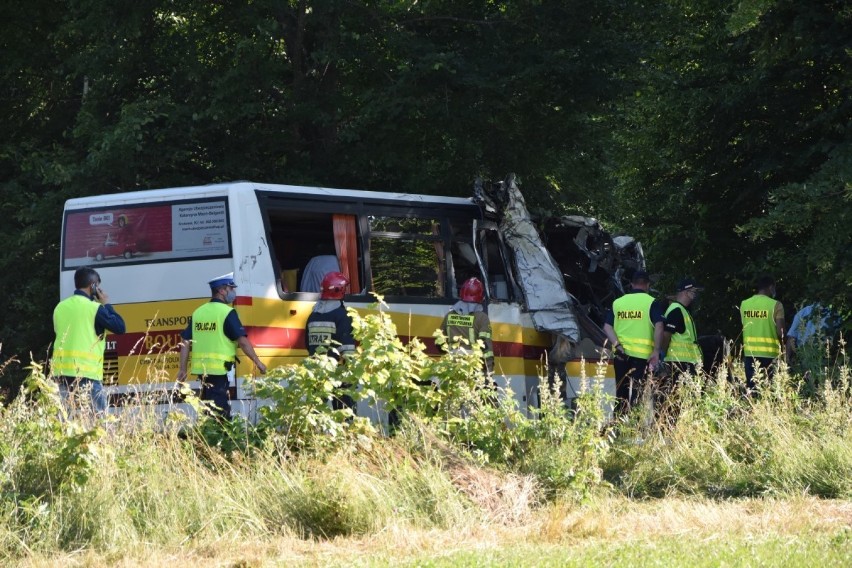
[234,296,253,306]
[114,331,183,355]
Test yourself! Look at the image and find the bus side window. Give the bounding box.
[449,219,478,298]
[479,228,513,301]
[266,210,363,295]
[369,216,444,298]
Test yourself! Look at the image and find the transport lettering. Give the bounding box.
[143,333,183,351]
[145,316,190,328]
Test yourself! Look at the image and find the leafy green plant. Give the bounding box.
[255,341,375,453]
[254,297,488,451]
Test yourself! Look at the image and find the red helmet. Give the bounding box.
[320,271,349,300]
[460,277,485,303]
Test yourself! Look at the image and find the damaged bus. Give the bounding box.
[59,177,626,421]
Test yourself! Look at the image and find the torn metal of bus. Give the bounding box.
[474,174,646,363]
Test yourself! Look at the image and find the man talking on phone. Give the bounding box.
[52,266,126,415]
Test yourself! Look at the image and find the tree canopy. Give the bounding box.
[0,0,848,386]
[606,0,850,336]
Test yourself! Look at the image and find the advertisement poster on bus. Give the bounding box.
[62,198,231,268]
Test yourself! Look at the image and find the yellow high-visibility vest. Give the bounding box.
[664,303,701,365]
[613,292,655,359]
[52,295,104,381]
[190,302,237,376]
[740,294,781,358]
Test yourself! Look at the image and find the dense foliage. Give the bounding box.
[607,0,851,335]
[1,0,849,390]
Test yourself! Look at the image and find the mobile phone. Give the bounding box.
[91,284,100,299]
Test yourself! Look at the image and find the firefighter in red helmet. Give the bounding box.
[305,271,356,412]
[441,277,495,377]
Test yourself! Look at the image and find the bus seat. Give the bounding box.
[281,268,298,293]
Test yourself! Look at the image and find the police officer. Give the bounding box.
[177,272,267,419]
[52,266,126,415]
[660,278,704,380]
[305,271,356,411]
[740,275,785,390]
[441,277,494,378]
[603,270,666,415]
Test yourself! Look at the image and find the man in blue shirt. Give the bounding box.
[787,304,835,349]
[785,303,840,369]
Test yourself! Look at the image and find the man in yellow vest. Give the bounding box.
[603,270,665,415]
[177,272,267,419]
[653,278,705,422]
[740,275,785,391]
[52,267,126,415]
[660,278,704,381]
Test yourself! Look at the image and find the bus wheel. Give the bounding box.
[95,253,104,261]
[124,250,133,259]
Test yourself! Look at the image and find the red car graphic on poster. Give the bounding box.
[87,233,137,261]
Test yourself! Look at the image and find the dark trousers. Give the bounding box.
[614,355,649,415]
[744,356,776,391]
[666,362,696,382]
[200,374,231,419]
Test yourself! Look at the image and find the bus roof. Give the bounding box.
[62,181,478,210]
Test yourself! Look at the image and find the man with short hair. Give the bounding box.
[740,275,785,390]
[52,266,126,415]
[603,270,666,415]
[660,278,704,380]
[177,272,267,419]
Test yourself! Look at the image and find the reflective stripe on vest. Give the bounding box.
[613,292,655,359]
[307,321,336,346]
[52,295,105,381]
[190,302,237,376]
[664,303,701,364]
[740,295,781,357]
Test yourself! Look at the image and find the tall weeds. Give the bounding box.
[0,309,849,561]
[607,343,851,498]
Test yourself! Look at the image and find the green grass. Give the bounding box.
[389,535,852,568]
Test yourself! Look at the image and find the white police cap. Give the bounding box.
[208,272,237,289]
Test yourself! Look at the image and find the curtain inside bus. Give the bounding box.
[332,214,361,293]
